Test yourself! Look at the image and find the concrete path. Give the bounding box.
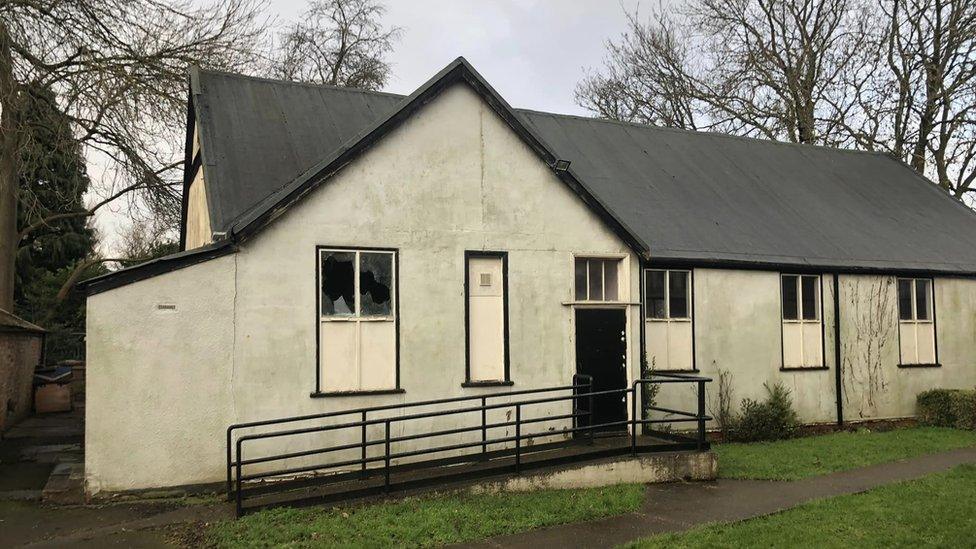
[461,446,976,548]
[3,446,974,547]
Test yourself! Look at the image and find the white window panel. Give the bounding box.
[644,269,693,370]
[782,274,823,368]
[319,248,397,392]
[898,278,936,365]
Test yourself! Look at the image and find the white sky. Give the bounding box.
[95,0,646,251]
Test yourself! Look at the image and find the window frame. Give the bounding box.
[897,277,940,368]
[319,248,397,321]
[463,250,512,387]
[897,278,934,324]
[643,269,692,321]
[780,273,826,370]
[313,245,401,397]
[781,274,821,323]
[574,256,623,303]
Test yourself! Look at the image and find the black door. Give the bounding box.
[575,309,627,433]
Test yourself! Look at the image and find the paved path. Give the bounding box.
[461,446,976,548]
[3,446,975,547]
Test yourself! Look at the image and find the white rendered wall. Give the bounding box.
[85,82,640,492]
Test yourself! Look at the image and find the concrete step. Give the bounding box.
[42,462,85,505]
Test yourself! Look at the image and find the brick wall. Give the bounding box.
[0,332,42,431]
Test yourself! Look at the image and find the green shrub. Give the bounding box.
[952,391,976,430]
[917,389,976,430]
[729,382,800,442]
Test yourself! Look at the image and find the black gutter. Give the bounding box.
[646,256,976,280]
[833,272,844,426]
[78,240,236,297]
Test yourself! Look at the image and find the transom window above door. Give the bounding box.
[574,257,620,301]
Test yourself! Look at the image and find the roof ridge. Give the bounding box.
[195,67,406,99]
[515,108,891,158]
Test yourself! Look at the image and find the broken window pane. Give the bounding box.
[646,270,666,319]
[801,276,818,320]
[603,260,619,301]
[321,251,355,316]
[898,279,913,320]
[588,260,604,301]
[669,271,689,318]
[574,259,588,300]
[915,279,931,321]
[360,252,393,316]
[782,275,798,320]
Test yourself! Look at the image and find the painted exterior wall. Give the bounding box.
[184,166,212,250]
[652,269,976,427]
[85,255,237,493]
[85,82,640,492]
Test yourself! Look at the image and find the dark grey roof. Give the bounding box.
[188,63,976,274]
[191,71,403,232]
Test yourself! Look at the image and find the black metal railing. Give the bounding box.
[227,371,710,516]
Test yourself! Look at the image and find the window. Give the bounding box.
[644,270,691,320]
[318,248,398,393]
[465,252,510,385]
[574,258,620,301]
[644,269,693,370]
[320,250,393,318]
[781,274,823,368]
[898,278,937,366]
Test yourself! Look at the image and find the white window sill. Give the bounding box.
[561,301,640,307]
[645,318,692,323]
[320,316,395,322]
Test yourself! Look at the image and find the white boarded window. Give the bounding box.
[781,274,823,368]
[319,248,397,392]
[644,269,693,371]
[898,278,936,365]
[466,252,509,383]
[574,258,620,301]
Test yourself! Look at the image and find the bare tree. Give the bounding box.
[878,0,976,199]
[0,0,268,310]
[579,0,976,204]
[272,0,401,90]
[579,1,871,144]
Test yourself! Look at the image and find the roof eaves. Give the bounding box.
[78,239,236,296]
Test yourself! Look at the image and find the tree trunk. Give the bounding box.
[0,22,19,312]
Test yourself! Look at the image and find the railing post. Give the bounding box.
[226,428,233,501]
[481,396,487,459]
[235,438,244,518]
[361,411,368,479]
[384,420,391,492]
[631,382,638,456]
[514,404,521,474]
[587,378,595,445]
[697,381,706,450]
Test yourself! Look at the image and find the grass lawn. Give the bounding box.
[715,426,976,480]
[627,463,976,548]
[206,484,644,548]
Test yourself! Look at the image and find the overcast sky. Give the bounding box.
[275,0,642,114]
[97,0,645,251]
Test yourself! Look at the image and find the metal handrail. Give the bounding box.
[225,381,589,496]
[229,372,711,516]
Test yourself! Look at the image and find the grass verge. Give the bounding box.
[627,463,976,548]
[206,483,644,548]
[715,426,976,480]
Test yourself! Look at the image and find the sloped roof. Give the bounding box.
[186,59,976,274]
[0,309,45,334]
